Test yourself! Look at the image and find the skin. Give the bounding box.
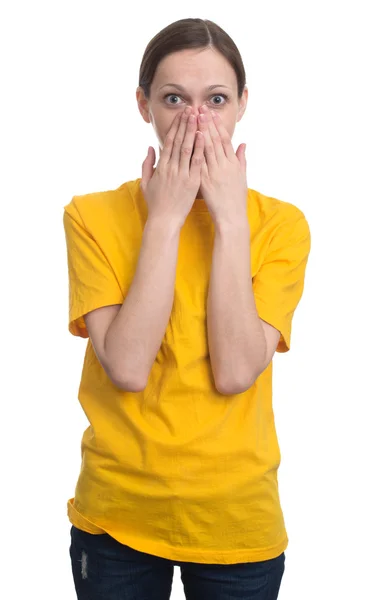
[136,46,248,199]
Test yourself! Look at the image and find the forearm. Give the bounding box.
[207,220,267,394]
[105,218,181,390]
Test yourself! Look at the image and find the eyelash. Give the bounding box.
[163,93,229,107]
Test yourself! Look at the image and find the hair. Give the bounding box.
[138,18,246,100]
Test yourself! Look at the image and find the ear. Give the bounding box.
[136,87,151,124]
[236,86,248,123]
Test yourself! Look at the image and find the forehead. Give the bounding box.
[152,47,237,90]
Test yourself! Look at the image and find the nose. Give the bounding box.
[187,104,206,118]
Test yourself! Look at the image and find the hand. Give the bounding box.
[141,107,205,229]
[197,105,248,225]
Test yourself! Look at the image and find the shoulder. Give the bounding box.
[247,188,310,240]
[63,179,141,233]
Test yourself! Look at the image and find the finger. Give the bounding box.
[200,146,209,179]
[179,110,198,173]
[141,146,155,188]
[189,130,205,175]
[159,111,184,168]
[200,106,225,163]
[209,109,235,161]
[198,111,218,168]
[171,106,191,165]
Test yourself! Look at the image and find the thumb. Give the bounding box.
[141,146,156,187]
[236,143,247,171]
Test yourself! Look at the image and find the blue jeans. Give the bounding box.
[70,525,285,599]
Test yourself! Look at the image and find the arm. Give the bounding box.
[207,220,267,395]
[103,218,181,391]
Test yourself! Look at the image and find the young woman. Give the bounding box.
[64,17,311,600]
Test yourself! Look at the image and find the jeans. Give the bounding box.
[69,525,285,599]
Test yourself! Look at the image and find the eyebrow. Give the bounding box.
[159,83,231,91]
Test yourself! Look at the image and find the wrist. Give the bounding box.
[145,217,182,238]
[213,215,250,235]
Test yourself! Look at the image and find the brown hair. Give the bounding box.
[138,18,246,99]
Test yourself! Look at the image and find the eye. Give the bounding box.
[164,94,183,105]
[163,93,229,106]
[210,94,229,106]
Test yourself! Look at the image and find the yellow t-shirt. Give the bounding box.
[63,178,311,565]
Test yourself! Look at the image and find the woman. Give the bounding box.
[64,17,311,600]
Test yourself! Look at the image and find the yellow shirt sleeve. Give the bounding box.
[252,212,311,353]
[63,201,124,338]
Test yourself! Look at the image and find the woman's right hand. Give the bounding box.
[141,107,205,229]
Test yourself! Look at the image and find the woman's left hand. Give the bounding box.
[197,105,248,225]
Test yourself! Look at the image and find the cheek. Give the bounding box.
[149,111,168,145]
[158,119,175,148]
[221,115,234,137]
[223,121,235,141]
[211,113,233,139]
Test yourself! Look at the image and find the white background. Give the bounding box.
[1,1,377,598]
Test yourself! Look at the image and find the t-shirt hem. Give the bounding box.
[67,497,288,565]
